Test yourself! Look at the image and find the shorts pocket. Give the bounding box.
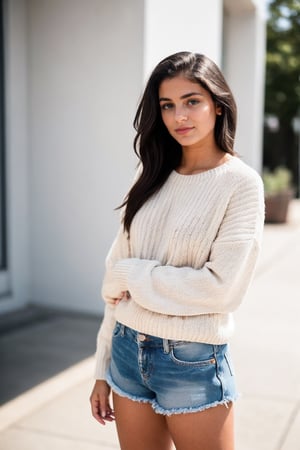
[112,322,124,338]
[170,342,216,367]
[224,352,235,376]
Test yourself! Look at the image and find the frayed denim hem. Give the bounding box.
[106,371,154,405]
[106,368,238,416]
[152,396,238,416]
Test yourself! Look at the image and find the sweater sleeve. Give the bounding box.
[95,225,130,379]
[94,303,116,379]
[110,175,265,316]
[95,166,142,379]
[101,226,130,303]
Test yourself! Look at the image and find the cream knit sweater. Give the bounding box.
[95,156,265,379]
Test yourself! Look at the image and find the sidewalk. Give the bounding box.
[0,200,300,450]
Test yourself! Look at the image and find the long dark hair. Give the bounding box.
[121,51,237,234]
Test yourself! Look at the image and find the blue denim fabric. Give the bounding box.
[106,322,238,415]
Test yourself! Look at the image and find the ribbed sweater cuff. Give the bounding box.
[94,346,110,380]
[113,259,133,290]
[114,258,160,293]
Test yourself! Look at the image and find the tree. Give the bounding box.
[264,0,300,193]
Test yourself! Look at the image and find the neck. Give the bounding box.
[177,146,230,175]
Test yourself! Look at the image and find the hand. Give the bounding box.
[114,290,131,305]
[90,380,115,425]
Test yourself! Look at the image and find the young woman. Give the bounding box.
[90,52,264,450]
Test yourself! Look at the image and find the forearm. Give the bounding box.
[110,238,260,316]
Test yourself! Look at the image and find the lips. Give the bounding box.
[175,127,194,135]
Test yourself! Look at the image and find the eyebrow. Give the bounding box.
[159,92,204,102]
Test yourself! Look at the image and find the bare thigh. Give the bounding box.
[113,392,174,450]
[166,403,235,450]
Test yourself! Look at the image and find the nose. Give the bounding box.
[175,107,187,123]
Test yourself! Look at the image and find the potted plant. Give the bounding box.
[262,166,294,223]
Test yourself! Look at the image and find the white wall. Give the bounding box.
[0,0,30,314]
[144,0,223,78]
[27,0,143,314]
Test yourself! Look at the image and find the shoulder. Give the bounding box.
[219,158,265,222]
[224,159,265,226]
[226,157,264,192]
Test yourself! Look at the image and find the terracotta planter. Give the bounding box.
[264,190,294,223]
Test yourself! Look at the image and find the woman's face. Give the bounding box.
[158,76,221,149]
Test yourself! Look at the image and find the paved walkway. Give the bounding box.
[0,201,300,450]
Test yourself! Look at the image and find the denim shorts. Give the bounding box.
[106,322,238,415]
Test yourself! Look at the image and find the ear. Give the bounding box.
[216,104,222,116]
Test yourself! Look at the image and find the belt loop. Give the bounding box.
[163,339,170,354]
[120,324,125,336]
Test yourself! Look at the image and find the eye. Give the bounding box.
[187,99,200,106]
[160,103,174,111]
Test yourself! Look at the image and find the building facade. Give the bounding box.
[0,0,266,316]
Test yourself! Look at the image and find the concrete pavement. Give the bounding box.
[0,200,300,450]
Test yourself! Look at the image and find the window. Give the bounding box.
[0,0,8,294]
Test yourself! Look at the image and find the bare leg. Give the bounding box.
[113,392,174,450]
[166,403,235,450]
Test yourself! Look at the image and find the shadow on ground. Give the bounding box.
[0,305,101,405]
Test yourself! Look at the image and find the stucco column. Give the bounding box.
[223,8,266,172]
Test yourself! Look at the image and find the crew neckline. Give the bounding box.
[172,155,237,178]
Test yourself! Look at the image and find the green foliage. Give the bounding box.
[265,0,300,122]
[262,166,292,194]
